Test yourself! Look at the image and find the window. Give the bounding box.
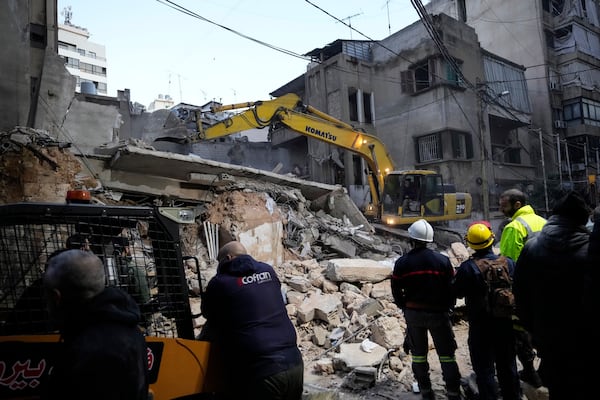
[66,57,79,68]
[444,61,463,87]
[348,88,373,123]
[88,51,96,59]
[78,48,86,56]
[349,89,358,121]
[352,154,364,185]
[58,41,76,52]
[583,99,600,127]
[29,23,46,49]
[417,133,442,162]
[402,58,455,93]
[451,131,473,159]
[363,92,373,123]
[564,98,600,127]
[414,61,431,91]
[97,82,107,92]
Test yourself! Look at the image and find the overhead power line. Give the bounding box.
[155,0,311,62]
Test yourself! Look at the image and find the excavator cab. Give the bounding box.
[380,170,469,226]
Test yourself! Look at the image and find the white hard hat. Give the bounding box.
[408,219,434,242]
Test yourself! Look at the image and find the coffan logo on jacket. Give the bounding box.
[237,271,273,286]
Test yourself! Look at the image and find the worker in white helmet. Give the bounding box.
[390,219,461,400]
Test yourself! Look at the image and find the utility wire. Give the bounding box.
[156,0,312,61]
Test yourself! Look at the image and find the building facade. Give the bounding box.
[58,21,107,95]
[428,0,600,208]
[272,14,533,215]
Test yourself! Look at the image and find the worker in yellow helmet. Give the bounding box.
[454,222,521,400]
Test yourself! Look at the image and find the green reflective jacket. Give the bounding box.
[499,205,547,261]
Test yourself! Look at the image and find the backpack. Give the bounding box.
[473,256,515,318]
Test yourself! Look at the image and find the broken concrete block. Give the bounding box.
[356,298,383,317]
[340,282,362,294]
[333,342,388,371]
[361,282,373,297]
[370,280,392,299]
[308,270,325,288]
[286,290,305,306]
[341,290,368,312]
[321,234,357,257]
[287,276,312,293]
[296,292,342,324]
[313,358,335,375]
[370,316,404,349]
[342,366,378,389]
[285,303,297,317]
[326,258,392,283]
[322,279,338,293]
[312,325,328,347]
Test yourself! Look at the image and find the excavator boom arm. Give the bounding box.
[195,94,395,207]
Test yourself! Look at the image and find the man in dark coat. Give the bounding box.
[514,190,592,399]
[43,249,149,400]
[201,241,303,400]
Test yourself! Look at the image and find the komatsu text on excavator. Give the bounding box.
[166,93,472,226]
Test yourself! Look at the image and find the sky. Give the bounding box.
[56,0,420,108]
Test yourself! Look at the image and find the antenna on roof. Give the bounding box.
[339,11,363,40]
[61,6,72,25]
[382,0,393,35]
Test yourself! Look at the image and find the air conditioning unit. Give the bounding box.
[554,120,567,129]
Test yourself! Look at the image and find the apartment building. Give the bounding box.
[428,0,600,207]
[272,14,533,214]
[58,21,107,95]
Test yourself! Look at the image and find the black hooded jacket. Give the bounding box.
[513,215,590,359]
[201,254,302,380]
[44,287,149,400]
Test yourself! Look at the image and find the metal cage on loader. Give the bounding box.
[0,201,219,400]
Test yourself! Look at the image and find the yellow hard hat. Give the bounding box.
[465,223,494,250]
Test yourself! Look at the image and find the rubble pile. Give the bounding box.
[184,187,473,395]
[0,128,477,397]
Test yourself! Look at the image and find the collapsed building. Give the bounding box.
[0,126,482,398]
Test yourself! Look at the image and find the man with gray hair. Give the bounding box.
[201,241,304,400]
[43,249,149,400]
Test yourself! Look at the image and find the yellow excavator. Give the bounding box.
[175,93,471,226]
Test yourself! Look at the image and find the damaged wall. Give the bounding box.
[0,127,97,203]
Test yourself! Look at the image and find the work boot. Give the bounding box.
[421,390,435,400]
[518,368,543,388]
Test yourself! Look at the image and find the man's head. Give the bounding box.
[552,190,590,226]
[465,222,495,250]
[66,233,91,251]
[217,241,248,264]
[499,189,527,218]
[44,249,106,317]
[407,219,434,244]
